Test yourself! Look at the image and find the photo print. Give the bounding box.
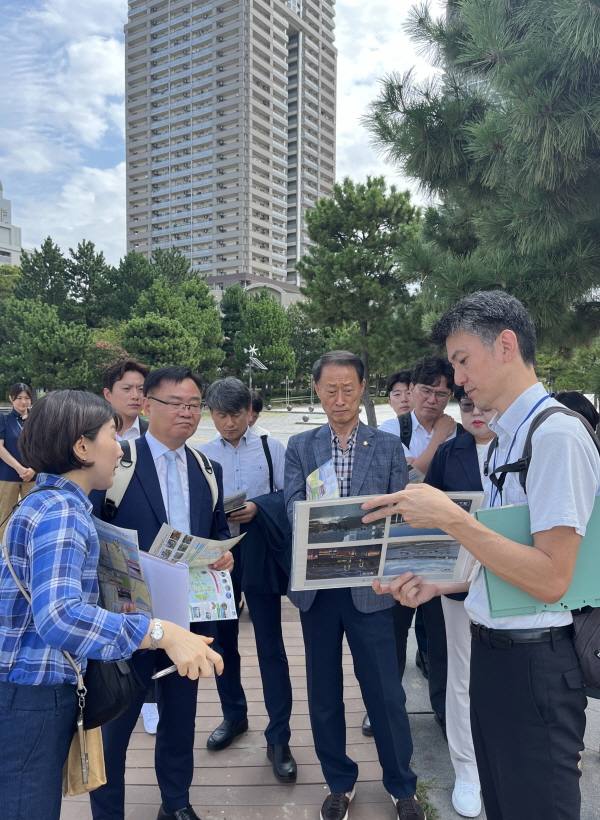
[307,501,385,544]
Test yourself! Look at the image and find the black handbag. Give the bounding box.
[573,606,600,690]
[1,486,146,729]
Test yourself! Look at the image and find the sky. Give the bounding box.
[0,0,440,265]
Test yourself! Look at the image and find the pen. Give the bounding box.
[151,664,178,680]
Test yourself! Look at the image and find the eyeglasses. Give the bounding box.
[459,400,475,413]
[148,396,202,414]
[416,385,452,402]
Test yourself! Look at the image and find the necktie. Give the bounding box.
[164,450,190,532]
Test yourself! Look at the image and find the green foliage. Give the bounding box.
[233,289,295,391]
[0,265,21,302]
[286,303,330,389]
[0,298,97,391]
[122,313,198,370]
[297,176,421,424]
[220,284,249,374]
[68,240,113,328]
[363,0,600,346]
[94,251,156,324]
[151,247,194,287]
[128,277,224,379]
[16,237,72,319]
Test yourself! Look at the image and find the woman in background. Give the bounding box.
[0,383,35,540]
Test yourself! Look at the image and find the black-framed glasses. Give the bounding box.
[148,396,202,414]
[459,400,475,413]
[416,384,452,402]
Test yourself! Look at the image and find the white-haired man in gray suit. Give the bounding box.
[285,351,425,820]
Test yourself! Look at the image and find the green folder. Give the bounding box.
[475,499,600,618]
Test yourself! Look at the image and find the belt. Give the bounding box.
[470,622,573,649]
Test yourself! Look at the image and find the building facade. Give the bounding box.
[0,181,23,266]
[124,0,336,304]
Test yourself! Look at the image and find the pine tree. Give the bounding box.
[363,0,600,346]
[220,284,248,374]
[67,240,113,328]
[296,176,420,426]
[287,303,330,391]
[233,289,295,393]
[16,238,73,320]
[151,247,194,287]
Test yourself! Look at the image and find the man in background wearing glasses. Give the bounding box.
[390,356,459,745]
[90,366,233,820]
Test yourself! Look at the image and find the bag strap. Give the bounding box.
[398,412,412,449]
[260,434,276,493]
[485,406,600,496]
[0,486,86,694]
[186,445,218,510]
[101,440,137,522]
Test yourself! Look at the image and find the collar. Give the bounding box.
[330,423,359,449]
[488,382,548,438]
[215,427,251,449]
[36,473,93,512]
[145,430,188,462]
[411,409,436,436]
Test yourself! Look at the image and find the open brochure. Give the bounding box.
[224,490,247,515]
[290,493,485,592]
[305,460,340,501]
[94,517,153,616]
[148,524,244,621]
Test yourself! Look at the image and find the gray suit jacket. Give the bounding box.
[284,420,408,613]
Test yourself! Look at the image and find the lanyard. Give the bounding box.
[489,393,552,507]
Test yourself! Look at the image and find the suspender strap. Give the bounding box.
[260,435,276,493]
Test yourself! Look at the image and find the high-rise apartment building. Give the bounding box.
[124,0,336,303]
[0,180,23,266]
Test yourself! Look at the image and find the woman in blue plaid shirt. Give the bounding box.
[0,390,224,820]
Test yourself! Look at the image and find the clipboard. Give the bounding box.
[139,552,190,628]
[476,499,600,618]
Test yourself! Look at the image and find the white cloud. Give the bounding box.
[334,0,443,202]
[21,164,126,265]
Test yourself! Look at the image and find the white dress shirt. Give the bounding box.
[402,409,456,460]
[117,415,141,442]
[144,430,190,525]
[465,382,600,629]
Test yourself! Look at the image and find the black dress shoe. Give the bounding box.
[267,742,297,783]
[415,648,429,680]
[206,718,249,751]
[156,805,201,820]
[361,713,373,737]
[434,711,447,741]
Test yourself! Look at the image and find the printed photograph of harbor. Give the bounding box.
[307,501,386,544]
[305,544,383,580]
[383,538,461,580]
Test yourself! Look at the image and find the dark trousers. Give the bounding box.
[470,635,587,820]
[300,589,417,798]
[0,680,77,820]
[90,649,199,820]
[197,577,293,743]
[393,597,448,720]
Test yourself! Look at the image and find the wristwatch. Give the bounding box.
[149,619,164,650]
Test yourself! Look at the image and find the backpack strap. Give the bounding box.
[101,440,137,521]
[485,406,600,497]
[398,412,413,449]
[260,435,276,493]
[186,445,218,511]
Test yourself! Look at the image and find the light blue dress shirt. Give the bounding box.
[197,427,285,500]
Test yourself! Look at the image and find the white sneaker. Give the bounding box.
[141,702,159,734]
[452,780,481,817]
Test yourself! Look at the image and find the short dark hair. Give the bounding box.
[143,366,203,397]
[556,391,600,430]
[250,390,263,414]
[102,358,150,392]
[386,370,412,395]
[312,350,365,384]
[430,291,537,366]
[19,390,119,475]
[454,385,466,402]
[9,383,34,402]
[411,356,455,392]
[205,378,251,414]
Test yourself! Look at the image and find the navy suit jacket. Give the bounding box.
[424,431,483,493]
[90,434,230,550]
[284,421,408,613]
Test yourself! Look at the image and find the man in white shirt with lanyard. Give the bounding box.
[362,290,600,820]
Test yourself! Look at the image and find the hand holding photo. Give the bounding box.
[361,483,476,531]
